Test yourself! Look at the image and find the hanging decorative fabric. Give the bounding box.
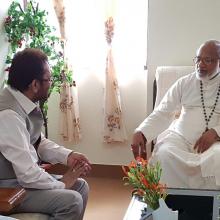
[103,16,127,143]
[59,81,81,143]
[53,0,81,143]
[52,0,65,39]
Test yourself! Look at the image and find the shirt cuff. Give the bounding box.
[57,148,73,165]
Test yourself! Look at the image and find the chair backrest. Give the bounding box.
[154,66,195,108]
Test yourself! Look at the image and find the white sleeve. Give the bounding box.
[212,125,220,138]
[136,78,183,142]
[0,110,65,189]
[38,134,72,165]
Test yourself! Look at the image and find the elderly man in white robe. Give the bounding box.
[131,40,220,219]
[131,40,220,220]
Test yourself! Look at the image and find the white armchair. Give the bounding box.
[154,66,194,108]
[154,66,220,220]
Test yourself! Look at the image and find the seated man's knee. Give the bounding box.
[82,179,89,195]
[74,178,89,198]
[157,145,171,157]
[61,191,84,217]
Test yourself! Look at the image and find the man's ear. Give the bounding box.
[29,79,40,93]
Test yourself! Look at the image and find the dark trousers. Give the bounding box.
[165,194,213,220]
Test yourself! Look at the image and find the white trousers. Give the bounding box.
[150,131,220,189]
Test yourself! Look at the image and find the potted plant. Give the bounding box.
[123,157,178,220]
[4,0,72,137]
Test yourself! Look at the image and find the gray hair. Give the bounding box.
[198,39,220,57]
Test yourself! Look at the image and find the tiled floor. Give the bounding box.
[84,177,132,220]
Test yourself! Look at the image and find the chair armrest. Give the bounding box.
[0,188,26,214]
[0,164,67,214]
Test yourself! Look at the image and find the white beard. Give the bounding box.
[195,68,220,82]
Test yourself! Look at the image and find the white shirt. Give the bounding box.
[0,87,72,189]
[137,72,220,146]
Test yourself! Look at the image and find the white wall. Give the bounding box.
[147,0,220,113]
[1,0,220,165]
[0,0,147,166]
[47,71,147,165]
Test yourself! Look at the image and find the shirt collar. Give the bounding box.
[6,86,37,114]
[207,72,220,85]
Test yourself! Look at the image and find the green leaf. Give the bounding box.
[4,0,73,116]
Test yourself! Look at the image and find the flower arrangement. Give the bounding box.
[4,0,73,137]
[122,157,167,210]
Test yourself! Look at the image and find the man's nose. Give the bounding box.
[197,59,206,67]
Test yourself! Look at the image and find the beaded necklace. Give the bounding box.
[200,80,220,131]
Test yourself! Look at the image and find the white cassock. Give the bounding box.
[136,72,220,189]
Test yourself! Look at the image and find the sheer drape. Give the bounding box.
[63,0,147,143]
[63,0,147,84]
[52,0,81,143]
[103,16,127,143]
[33,0,147,144]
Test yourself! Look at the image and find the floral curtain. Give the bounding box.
[59,81,81,143]
[53,0,81,143]
[52,0,65,39]
[103,16,127,143]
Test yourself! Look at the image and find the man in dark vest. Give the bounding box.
[0,48,91,220]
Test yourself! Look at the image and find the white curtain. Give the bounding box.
[63,0,148,142]
[52,0,82,143]
[103,15,127,143]
[59,82,81,143]
[104,47,127,142]
[63,0,147,85]
[36,0,147,144]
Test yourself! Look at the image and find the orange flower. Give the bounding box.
[140,173,149,188]
[151,183,158,191]
[136,156,148,166]
[157,183,167,193]
[122,157,167,210]
[128,160,137,168]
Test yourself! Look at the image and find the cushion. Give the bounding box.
[154,66,195,108]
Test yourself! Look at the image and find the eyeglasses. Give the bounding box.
[193,56,219,65]
[39,77,54,83]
